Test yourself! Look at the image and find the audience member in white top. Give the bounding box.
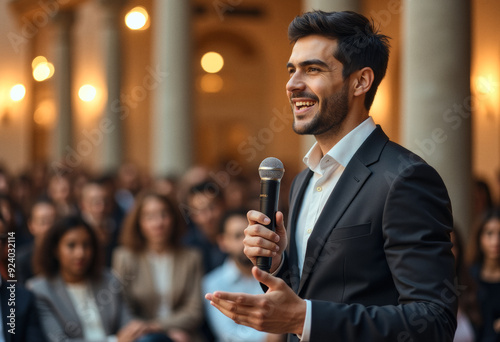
[204,209,285,342]
[27,215,155,342]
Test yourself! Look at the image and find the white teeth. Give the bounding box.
[296,101,315,107]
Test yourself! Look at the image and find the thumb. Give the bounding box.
[252,266,281,290]
[275,211,286,236]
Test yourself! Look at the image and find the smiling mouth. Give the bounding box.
[295,101,316,110]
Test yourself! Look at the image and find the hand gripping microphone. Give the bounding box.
[257,157,285,272]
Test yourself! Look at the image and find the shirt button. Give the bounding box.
[306,228,312,234]
[316,186,322,192]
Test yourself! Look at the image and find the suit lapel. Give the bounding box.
[52,276,84,336]
[288,169,313,293]
[91,276,113,335]
[296,126,388,294]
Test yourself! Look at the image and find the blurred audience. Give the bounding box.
[184,181,227,274]
[17,199,57,284]
[113,191,204,342]
[115,162,143,213]
[154,175,179,200]
[46,173,78,217]
[203,208,285,342]
[28,215,155,342]
[79,179,120,266]
[467,209,500,342]
[473,179,494,221]
[451,229,481,342]
[0,210,46,342]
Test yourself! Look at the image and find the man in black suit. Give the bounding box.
[0,213,46,342]
[205,10,457,341]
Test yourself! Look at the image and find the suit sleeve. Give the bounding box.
[309,162,457,341]
[17,287,48,342]
[30,288,89,342]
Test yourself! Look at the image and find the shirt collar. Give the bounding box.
[303,116,376,172]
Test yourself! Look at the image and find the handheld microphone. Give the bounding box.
[257,157,285,272]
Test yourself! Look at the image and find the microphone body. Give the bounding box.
[256,157,284,272]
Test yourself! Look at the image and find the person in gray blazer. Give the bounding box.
[27,215,158,342]
[206,10,457,342]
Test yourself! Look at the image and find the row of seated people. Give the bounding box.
[0,161,499,341]
[1,184,286,342]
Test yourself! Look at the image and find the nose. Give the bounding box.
[75,245,86,258]
[286,71,305,94]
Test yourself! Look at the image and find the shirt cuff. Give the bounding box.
[296,300,311,341]
[270,255,285,276]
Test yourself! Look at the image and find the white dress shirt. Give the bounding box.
[65,282,111,341]
[297,117,376,341]
[147,252,174,319]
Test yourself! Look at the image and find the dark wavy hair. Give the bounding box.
[120,191,186,253]
[288,10,390,111]
[467,208,500,266]
[33,215,102,280]
[452,229,482,328]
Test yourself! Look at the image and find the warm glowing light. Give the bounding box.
[32,55,55,82]
[201,52,224,73]
[32,56,47,69]
[125,7,149,30]
[200,74,223,93]
[10,84,26,101]
[79,85,97,102]
[34,100,56,127]
[476,76,496,95]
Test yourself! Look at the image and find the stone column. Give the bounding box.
[151,0,192,177]
[401,0,472,235]
[299,0,361,156]
[99,0,125,173]
[52,10,74,163]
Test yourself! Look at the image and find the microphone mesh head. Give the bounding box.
[259,157,284,180]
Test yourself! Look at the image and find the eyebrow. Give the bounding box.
[286,59,329,69]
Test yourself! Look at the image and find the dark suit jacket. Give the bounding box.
[277,126,457,341]
[0,278,46,342]
[27,271,132,342]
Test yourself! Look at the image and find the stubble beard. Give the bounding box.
[292,82,349,136]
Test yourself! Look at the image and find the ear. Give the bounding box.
[352,67,374,97]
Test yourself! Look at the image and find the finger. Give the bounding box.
[245,224,280,242]
[275,212,287,237]
[247,210,271,225]
[244,235,279,254]
[252,266,282,290]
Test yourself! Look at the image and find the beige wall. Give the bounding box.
[1,0,499,199]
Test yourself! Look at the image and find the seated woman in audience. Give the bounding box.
[467,208,500,342]
[451,229,481,342]
[28,215,156,342]
[113,191,204,342]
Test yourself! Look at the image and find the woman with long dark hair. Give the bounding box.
[467,209,500,342]
[28,215,152,342]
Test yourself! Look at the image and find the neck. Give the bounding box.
[481,258,500,281]
[61,271,86,284]
[233,259,253,277]
[482,258,500,271]
[315,108,368,156]
[147,242,169,254]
